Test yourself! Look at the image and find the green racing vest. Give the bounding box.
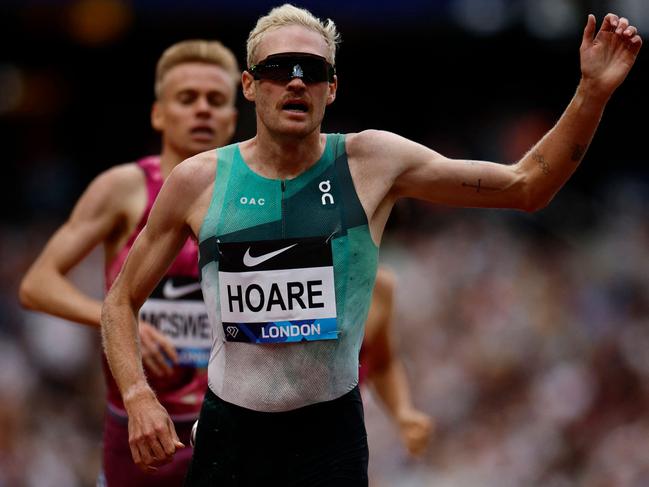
[198,133,378,412]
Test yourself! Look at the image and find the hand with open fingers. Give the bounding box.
[126,391,185,473]
[397,408,435,457]
[139,321,178,378]
[580,13,643,100]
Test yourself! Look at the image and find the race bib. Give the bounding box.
[217,237,338,343]
[140,277,210,367]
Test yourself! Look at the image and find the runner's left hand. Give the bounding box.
[579,13,642,100]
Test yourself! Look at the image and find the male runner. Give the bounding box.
[361,267,433,457]
[19,40,239,486]
[100,4,642,485]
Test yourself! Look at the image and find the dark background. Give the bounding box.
[1,0,647,227]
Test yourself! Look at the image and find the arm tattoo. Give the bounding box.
[462,179,499,193]
[532,151,550,175]
[571,143,586,162]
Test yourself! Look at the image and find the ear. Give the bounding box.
[242,71,256,102]
[326,75,338,105]
[151,101,164,132]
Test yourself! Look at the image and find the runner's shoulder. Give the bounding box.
[165,150,216,206]
[80,162,145,211]
[89,162,143,192]
[345,130,400,157]
[170,150,217,192]
[345,130,409,174]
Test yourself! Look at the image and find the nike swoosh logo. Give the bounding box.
[162,280,202,299]
[243,244,297,267]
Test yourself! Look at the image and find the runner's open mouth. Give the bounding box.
[191,127,215,136]
[282,102,308,112]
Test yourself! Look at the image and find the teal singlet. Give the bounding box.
[198,133,378,412]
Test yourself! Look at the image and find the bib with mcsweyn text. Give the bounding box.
[217,237,338,343]
[139,276,211,367]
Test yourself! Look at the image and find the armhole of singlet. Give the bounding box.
[198,144,236,269]
[332,133,370,229]
[331,132,342,160]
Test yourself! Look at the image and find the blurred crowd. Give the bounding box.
[1,1,647,486]
[0,236,105,487]
[1,178,648,486]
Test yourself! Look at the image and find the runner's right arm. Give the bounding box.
[101,154,211,471]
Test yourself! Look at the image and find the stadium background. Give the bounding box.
[1,0,647,485]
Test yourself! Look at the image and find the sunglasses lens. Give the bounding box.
[252,54,333,83]
[259,61,295,81]
[299,58,330,82]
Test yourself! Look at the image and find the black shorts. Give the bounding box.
[184,386,369,487]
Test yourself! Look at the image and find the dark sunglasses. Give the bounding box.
[248,52,335,83]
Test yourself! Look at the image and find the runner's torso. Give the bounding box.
[104,156,209,420]
[198,134,378,412]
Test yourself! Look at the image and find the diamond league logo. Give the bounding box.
[226,326,239,338]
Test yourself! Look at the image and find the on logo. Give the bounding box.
[239,196,265,206]
[226,326,239,338]
[319,180,334,205]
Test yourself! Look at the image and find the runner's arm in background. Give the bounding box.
[366,268,434,457]
[18,164,178,376]
[19,166,132,326]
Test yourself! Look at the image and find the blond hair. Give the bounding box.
[246,4,340,67]
[154,39,240,98]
